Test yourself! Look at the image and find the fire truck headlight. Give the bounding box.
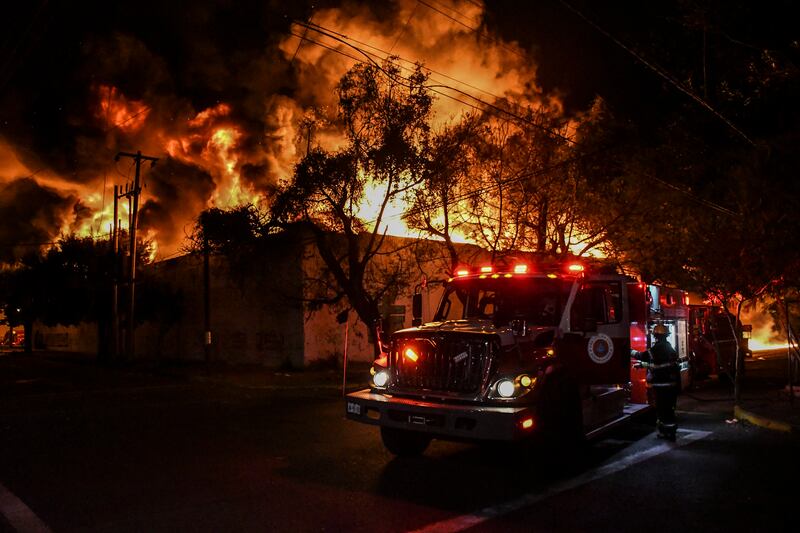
[372,369,390,388]
[496,379,516,398]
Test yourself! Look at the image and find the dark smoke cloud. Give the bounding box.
[138,158,216,249]
[0,178,77,263]
[1,0,318,252]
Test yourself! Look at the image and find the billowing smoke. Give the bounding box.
[0,178,80,263]
[1,0,552,259]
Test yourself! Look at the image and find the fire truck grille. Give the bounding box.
[389,336,493,394]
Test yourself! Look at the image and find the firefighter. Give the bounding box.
[633,323,680,440]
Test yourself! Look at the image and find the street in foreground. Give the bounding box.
[0,352,797,532]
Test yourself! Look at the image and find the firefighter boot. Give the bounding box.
[657,422,677,441]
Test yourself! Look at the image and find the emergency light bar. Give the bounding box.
[449,259,591,279]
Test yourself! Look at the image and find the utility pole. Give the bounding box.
[203,234,211,363]
[111,185,119,362]
[115,151,158,361]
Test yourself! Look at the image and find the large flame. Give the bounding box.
[96,85,149,133]
[1,1,591,260]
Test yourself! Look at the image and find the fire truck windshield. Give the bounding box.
[434,277,572,327]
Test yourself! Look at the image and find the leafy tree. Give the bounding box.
[271,60,432,344]
[0,234,168,357]
[0,236,113,353]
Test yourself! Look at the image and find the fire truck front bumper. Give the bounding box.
[345,389,536,442]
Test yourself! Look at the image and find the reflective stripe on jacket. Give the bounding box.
[634,338,679,386]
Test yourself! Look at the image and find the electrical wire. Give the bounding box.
[557,0,755,146]
[294,21,576,143]
[414,0,526,61]
[288,23,740,221]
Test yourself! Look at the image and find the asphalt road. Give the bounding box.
[1,353,797,532]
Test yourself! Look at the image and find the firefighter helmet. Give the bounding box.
[653,324,670,336]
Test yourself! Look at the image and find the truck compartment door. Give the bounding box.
[558,280,631,385]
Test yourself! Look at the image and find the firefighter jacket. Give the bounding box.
[633,338,680,388]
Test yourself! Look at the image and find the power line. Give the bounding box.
[424,0,483,27]
[414,0,526,61]
[288,24,739,221]
[557,0,755,146]
[294,21,576,144]
[305,20,510,104]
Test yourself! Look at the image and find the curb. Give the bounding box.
[733,405,793,434]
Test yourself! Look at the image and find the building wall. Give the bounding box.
[33,321,98,353]
[28,229,486,366]
[136,232,306,366]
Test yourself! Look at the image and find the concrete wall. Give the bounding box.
[137,232,306,366]
[33,321,98,353]
[28,229,487,367]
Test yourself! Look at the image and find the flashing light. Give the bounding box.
[519,375,532,387]
[514,264,528,274]
[404,347,419,363]
[456,269,470,277]
[491,274,500,279]
[497,379,516,398]
[546,273,558,279]
[546,348,555,357]
[479,274,488,279]
[373,370,389,388]
[480,265,493,273]
[684,294,690,305]
[520,417,534,430]
[568,263,584,272]
[504,273,513,278]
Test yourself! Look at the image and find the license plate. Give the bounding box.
[346,401,362,415]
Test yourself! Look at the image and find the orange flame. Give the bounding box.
[96,85,149,133]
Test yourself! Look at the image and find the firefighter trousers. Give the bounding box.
[653,386,678,437]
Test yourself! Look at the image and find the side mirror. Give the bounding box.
[412,293,423,327]
[582,317,598,332]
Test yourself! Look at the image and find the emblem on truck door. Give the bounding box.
[453,351,469,363]
[587,333,614,364]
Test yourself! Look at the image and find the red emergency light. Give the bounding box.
[513,264,528,274]
[480,265,493,273]
[567,263,584,273]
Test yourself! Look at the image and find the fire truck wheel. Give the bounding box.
[380,427,432,456]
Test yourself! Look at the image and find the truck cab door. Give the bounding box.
[557,278,631,385]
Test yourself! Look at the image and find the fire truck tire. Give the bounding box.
[380,427,432,456]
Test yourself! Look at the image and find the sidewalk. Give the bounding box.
[682,349,800,433]
[732,350,800,432]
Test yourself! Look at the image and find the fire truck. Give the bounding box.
[688,304,751,383]
[345,258,692,456]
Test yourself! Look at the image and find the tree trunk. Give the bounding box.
[732,299,745,405]
[23,319,33,354]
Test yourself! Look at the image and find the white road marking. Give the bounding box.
[0,482,52,533]
[409,429,711,533]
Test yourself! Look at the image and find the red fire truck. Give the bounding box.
[688,304,751,382]
[345,258,691,455]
